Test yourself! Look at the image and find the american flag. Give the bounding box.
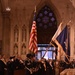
[29,12,38,53]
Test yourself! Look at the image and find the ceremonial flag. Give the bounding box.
[29,11,38,53]
[51,23,70,61]
[51,22,62,42]
[51,22,62,60]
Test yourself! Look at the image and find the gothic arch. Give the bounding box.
[36,0,61,24]
[14,25,19,42]
[21,24,27,42]
[37,5,57,44]
[29,1,61,44]
[29,0,62,28]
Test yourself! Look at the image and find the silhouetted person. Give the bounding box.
[0,55,6,75]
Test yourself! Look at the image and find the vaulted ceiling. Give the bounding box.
[0,0,74,12]
[0,0,25,12]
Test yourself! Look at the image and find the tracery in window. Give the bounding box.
[22,25,26,42]
[21,43,26,55]
[13,43,18,55]
[14,25,19,42]
[36,5,57,44]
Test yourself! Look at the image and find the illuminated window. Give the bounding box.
[36,5,57,60]
[37,44,56,60]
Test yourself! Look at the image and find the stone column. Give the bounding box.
[2,11,11,56]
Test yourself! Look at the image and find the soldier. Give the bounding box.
[0,55,7,75]
[24,53,39,75]
[38,58,46,75]
[6,56,15,75]
[24,53,33,75]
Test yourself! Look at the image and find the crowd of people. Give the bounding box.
[0,54,24,75]
[24,53,55,75]
[0,53,75,75]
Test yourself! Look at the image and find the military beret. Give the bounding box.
[10,56,15,59]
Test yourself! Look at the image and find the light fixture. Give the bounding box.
[6,7,11,11]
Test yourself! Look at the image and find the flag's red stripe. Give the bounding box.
[29,20,38,53]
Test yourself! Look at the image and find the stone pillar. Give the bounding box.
[2,11,11,56]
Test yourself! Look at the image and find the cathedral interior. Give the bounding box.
[0,0,75,63]
[0,0,75,75]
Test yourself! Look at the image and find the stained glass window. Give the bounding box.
[21,43,26,55]
[36,5,57,44]
[36,5,57,60]
[14,43,18,55]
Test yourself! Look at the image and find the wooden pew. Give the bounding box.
[14,69,25,75]
[4,69,25,75]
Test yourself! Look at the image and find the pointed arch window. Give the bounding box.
[36,5,57,60]
[14,25,19,42]
[21,43,26,55]
[13,43,18,55]
[36,5,57,44]
[22,25,26,42]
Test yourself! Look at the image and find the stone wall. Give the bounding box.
[0,0,75,59]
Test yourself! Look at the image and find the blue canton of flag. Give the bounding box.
[56,25,70,61]
[51,23,70,61]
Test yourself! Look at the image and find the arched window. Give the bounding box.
[22,25,26,42]
[14,25,19,42]
[36,5,57,44]
[21,43,26,55]
[36,5,57,60]
[13,43,18,55]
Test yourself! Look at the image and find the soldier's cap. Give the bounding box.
[26,53,32,58]
[10,56,15,59]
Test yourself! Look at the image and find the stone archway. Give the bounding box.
[29,0,61,44]
[36,5,57,44]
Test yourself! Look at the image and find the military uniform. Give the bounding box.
[25,53,39,75]
[7,56,15,75]
[0,59,6,75]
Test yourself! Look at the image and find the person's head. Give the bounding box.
[26,53,32,59]
[10,56,15,61]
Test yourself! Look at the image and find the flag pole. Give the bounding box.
[35,6,36,12]
[67,20,71,25]
[42,45,50,58]
[62,50,70,62]
[50,20,71,62]
[42,20,71,59]
[42,21,63,58]
[28,6,38,54]
[50,42,57,48]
